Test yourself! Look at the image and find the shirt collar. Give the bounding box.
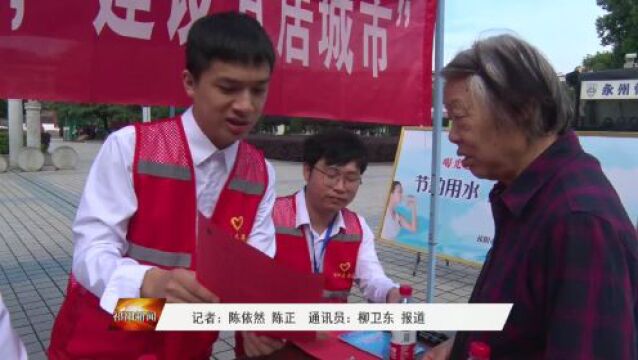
[181,107,238,171]
[491,130,583,217]
[294,189,346,233]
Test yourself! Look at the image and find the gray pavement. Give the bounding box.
[0,138,479,359]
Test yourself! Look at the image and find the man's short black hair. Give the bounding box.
[186,12,275,81]
[303,130,368,174]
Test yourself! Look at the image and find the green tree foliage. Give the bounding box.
[46,102,141,139]
[0,130,8,154]
[582,51,616,71]
[47,102,142,129]
[595,0,638,68]
[46,103,183,139]
[48,103,180,127]
[0,99,6,119]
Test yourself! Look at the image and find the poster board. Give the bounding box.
[378,128,638,266]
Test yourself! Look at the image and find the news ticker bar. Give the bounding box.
[139,303,512,331]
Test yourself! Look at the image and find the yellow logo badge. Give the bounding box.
[231,216,247,242]
[334,261,354,279]
[231,216,244,231]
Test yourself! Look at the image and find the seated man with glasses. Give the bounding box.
[235,130,400,356]
[273,129,400,304]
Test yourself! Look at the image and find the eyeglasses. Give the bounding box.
[312,166,362,189]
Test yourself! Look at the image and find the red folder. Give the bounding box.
[196,221,323,340]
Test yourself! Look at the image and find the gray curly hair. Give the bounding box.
[442,34,572,140]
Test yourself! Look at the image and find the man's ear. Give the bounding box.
[182,70,196,98]
[303,163,311,183]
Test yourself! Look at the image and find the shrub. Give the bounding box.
[0,130,48,154]
[245,134,399,162]
[0,130,7,155]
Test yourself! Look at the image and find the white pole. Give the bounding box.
[142,106,151,123]
[427,0,445,303]
[8,99,24,167]
[25,100,41,148]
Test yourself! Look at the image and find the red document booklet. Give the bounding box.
[196,220,323,340]
[294,332,379,360]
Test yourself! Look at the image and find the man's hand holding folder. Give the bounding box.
[196,222,324,341]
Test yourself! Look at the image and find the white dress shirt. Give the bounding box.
[72,108,276,313]
[0,293,27,360]
[294,191,397,303]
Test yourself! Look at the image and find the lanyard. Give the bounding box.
[309,218,336,274]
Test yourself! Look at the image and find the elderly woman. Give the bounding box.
[425,34,637,360]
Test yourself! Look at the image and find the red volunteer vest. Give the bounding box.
[235,193,364,359]
[273,194,363,303]
[49,117,268,360]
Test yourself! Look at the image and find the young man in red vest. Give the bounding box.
[274,130,401,303]
[49,12,283,359]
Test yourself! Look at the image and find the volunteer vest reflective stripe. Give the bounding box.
[273,194,363,303]
[49,117,268,360]
[127,243,192,268]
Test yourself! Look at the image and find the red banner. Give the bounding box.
[0,1,436,125]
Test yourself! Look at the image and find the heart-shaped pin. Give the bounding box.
[231,216,244,231]
[339,262,351,273]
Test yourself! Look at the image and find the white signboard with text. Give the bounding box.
[581,80,638,100]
